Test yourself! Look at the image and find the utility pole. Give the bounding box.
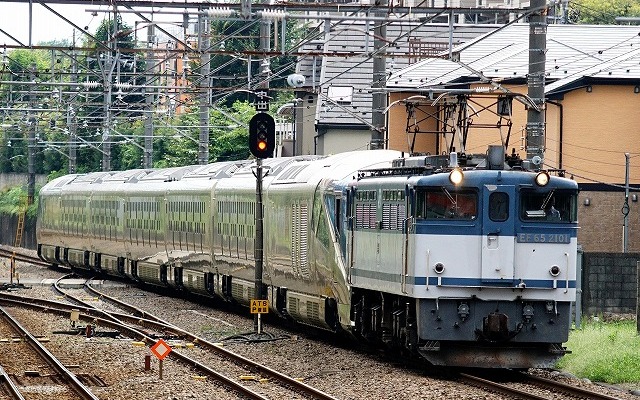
[144,23,155,169]
[27,63,36,206]
[370,0,387,150]
[254,5,272,334]
[623,153,630,253]
[69,33,78,174]
[198,11,210,165]
[525,0,547,166]
[67,105,77,174]
[102,11,117,172]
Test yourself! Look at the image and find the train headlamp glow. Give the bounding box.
[449,168,464,185]
[549,265,561,277]
[535,171,550,187]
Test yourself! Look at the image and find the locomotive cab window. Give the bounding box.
[489,192,509,222]
[520,189,577,223]
[416,188,477,220]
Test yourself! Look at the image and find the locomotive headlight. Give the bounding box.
[535,171,550,187]
[434,263,445,274]
[449,168,464,185]
[549,265,561,277]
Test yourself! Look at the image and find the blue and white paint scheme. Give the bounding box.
[347,150,578,367]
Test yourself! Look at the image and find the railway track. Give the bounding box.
[0,248,52,270]
[1,247,633,399]
[0,364,25,400]
[0,277,341,400]
[0,304,99,400]
[459,371,623,400]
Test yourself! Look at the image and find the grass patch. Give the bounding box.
[556,319,640,384]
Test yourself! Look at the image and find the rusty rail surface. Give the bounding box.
[0,290,339,400]
[0,305,99,400]
[460,372,624,400]
[0,247,54,269]
[0,364,26,400]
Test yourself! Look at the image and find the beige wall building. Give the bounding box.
[387,24,640,252]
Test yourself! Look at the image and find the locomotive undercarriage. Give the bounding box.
[350,288,419,354]
[416,297,571,368]
[349,288,572,368]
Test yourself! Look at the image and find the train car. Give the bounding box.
[36,146,578,369]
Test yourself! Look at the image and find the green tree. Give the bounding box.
[207,19,303,106]
[0,48,52,174]
[210,101,256,162]
[567,0,640,24]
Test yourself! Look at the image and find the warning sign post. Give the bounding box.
[150,339,172,379]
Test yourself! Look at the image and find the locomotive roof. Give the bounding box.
[354,168,578,191]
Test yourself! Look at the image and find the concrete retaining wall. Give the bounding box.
[581,252,640,316]
[0,214,37,250]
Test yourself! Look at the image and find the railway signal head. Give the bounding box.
[249,113,275,159]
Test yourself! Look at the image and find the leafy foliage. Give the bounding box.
[567,0,640,24]
[0,186,38,217]
[1,15,300,176]
[207,18,303,106]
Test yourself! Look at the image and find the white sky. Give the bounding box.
[0,3,141,45]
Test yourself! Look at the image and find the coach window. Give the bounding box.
[489,192,509,222]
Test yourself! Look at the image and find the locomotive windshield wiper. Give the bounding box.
[441,187,457,206]
[540,189,555,210]
[525,189,556,218]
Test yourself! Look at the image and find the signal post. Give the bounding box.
[249,110,275,334]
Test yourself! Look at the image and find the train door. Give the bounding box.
[481,184,516,284]
[402,185,415,294]
[346,187,355,284]
[163,194,170,258]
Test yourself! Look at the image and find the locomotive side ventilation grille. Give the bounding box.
[355,203,377,229]
[382,203,406,231]
[291,203,310,279]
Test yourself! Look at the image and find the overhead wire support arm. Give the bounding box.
[37,1,114,52]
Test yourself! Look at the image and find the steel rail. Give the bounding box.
[459,373,550,400]
[460,372,625,400]
[521,373,623,400]
[0,305,100,400]
[85,277,175,326]
[5,282,342,400]
[78,279,341,400]
[0,248,53,269]
[0,364,26,400]
[0,265,339,400]
[0,295,271,400]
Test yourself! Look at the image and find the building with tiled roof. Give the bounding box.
[289,22,496,156]
[386,23,640,252]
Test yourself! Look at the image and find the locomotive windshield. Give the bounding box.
[416,188,478,220]
[520,189,577,223]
